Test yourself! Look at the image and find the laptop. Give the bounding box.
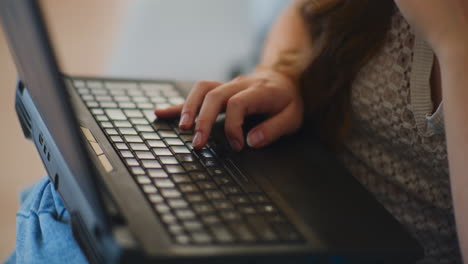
[0,0,423,263]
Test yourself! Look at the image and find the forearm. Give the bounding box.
[257,0,314,83]
[439,51,468,263]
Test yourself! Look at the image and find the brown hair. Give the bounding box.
[299,0,396,146]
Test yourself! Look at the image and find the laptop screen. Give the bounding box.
[0,0,107,229]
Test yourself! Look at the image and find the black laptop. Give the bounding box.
[0,0,423,263]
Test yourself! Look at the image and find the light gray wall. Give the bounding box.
[108,0,290,82]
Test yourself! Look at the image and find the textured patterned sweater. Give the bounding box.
[340,12,462,263]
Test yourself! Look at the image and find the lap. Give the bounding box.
[5,177,87,264]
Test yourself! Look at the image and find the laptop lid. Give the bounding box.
[0,0,108,235]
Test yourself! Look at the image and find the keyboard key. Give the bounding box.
[197,181,217,190]
[175,209,196,220]
[213,200,234,210]
[135,125,153,132]
[124,109,143,118]
[105,128,119,135]
[165,138,184,146]
[104,109,127,121]
[120,151,134,158]
[96,115,109,122]
[190,172,209,181]
[141,160,162,169]
[129,143,149,151]
[186,193,206,203]
[214,176,234,186]
[202,159,219,168]
[148,194,164,203]
[128,89,144,96]
[229,195,250,205]
[168,199,189,209]
[132,168,145,176]
[205,190,225,200]
[136,176,152,184]
[135,151,155,160]
[115,143,129,150]
[182,162,204,172]
[110,136,124,143]
[100,102,118,108]
[113,95,131,102]
[148,169,168,178]
[137,103,154,109]
[141,82,174,91]
[238,205,257,215]
[90,88,107,95]
[180,182,202,193]
[191,232,212,244]
[168,224,184,235]
[141,132,160,140]
[105,81,138,90]
[198,149,214,159]
[221,186,242,195]
[74,80,86,88]
[109,89,126,96]
[228,223,256,242]
[132,96,149,103]
[220,210,241,221]
[175,234,191,244]
[209,226,234,243]
[192,203,215,215]
[143,110,157,122]
[114,121,132,128]
[82,94,94,101]
[155,204,171,214]
[153,148,172,156]
[100,122,114,128]
[119,128,138,135]
[118,102,137,109]
[250,194,269,204]
[87,81,104,89]
[159,131,178,138]
[171,146,190,154]
[95,95,112,102]
[207,167,225,177]
[257,204,278,214]
[142,185,158,194]
[175,154,196,163]
[91,108,104,115]
[180,135,194,142]
[130,118,149,125]
[165,165,185,174]
[152,122,172,131]
[160,156,179,165]
[171,174,191,184]
[154,179,175,189]
[124,135,143,143]
[150,97,167,103]
[201,215,221,226]
[125,158,139,167]
[160,188,182,198]
[182,220,203,231]
[86,101,99,108]
[147,140,166,148]
[161,213,178,225]
[271,222,301,242]
[169,97,185,105]
[246,216,278,242]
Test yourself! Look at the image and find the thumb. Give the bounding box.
[246,103,303,148]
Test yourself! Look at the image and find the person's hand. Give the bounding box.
[393,0,468,60]
[155,69,304,151]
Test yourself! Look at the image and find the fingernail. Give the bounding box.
[192,132,202,147]
[229,138,241,152]
[247,130,264,147]
[179,113,190,128]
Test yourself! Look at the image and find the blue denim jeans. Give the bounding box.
[5,177,87,264]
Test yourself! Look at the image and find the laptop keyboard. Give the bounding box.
[72,78,302,245]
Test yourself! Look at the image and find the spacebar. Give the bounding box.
[223,159,261,193]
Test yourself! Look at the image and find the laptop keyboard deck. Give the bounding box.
[72,78,302,245]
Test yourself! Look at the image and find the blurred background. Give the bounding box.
[0,0,289,260]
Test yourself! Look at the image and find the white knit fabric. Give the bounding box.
[340,12,462,264]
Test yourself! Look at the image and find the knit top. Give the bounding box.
[340,12,462,264]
